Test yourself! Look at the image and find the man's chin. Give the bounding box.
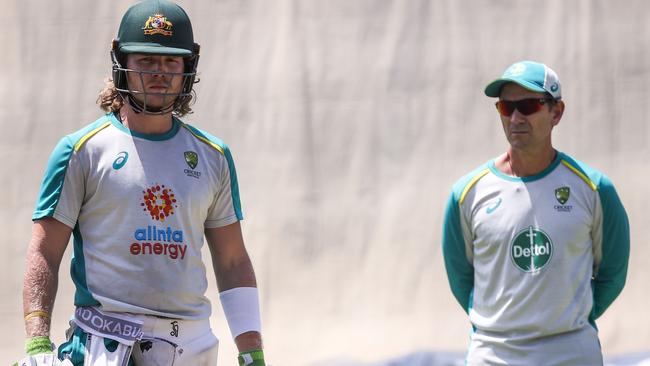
[507,138,531,149]
[133,96,177,110]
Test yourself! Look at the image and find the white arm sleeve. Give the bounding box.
[219,287,262,339]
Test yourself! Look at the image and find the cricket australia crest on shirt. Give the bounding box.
[510,226,553,272]
[554,186,573,212]
[183,151,201,179]
[185,151,198,169]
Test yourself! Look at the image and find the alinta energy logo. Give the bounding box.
[510,226,553,273]
[133,183,187,260]
[141,184,178,222]
[130,224,187,260]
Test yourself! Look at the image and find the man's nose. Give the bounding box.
[509,109,526,123]
[150,60,169,76]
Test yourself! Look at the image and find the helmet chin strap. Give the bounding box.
[125,93,177,115]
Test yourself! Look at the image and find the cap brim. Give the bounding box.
[484,78,547,97]
[120,43,192,57]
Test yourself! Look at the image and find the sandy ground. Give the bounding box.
[2,1,650,365]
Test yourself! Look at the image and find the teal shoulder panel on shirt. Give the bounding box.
[180,123,243,220]
[451,161,492,205]
[558,152,600,191]
[180,122,227,154]
[33,115,112,220]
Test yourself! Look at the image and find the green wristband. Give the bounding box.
[25,336,53,356]
[238,349,265,366]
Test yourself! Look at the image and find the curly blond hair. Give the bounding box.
[97,78,195,117]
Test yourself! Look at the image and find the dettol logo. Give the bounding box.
[510,226,553,272]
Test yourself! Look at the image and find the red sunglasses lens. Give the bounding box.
[496,101,515,116]
[496,99,545,117]
[516,99,544,115]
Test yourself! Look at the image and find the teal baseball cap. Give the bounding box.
[116,0,196,57]
[484,61,562,99]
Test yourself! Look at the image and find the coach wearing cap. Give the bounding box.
[442,60,630,365]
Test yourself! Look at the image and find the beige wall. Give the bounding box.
[2,1,649,364]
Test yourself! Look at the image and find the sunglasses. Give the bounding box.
[495,98,555,117]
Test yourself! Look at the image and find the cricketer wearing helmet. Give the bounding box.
[17,1,266,365]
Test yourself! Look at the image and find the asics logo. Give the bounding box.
[486,197,502,214]
[113,151,129,170]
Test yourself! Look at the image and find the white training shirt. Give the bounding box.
[33,113,243,320]
[443,152,629,341]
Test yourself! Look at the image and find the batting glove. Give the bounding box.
[238,349,266,366]
[13,336,72,366]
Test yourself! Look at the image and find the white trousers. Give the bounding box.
[129,313,219,366]
[69,308,219,366]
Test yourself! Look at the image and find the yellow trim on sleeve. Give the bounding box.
[181,124,225,155]
[459,168,490,205]
[560,160,597,191]
[73,122,112,152]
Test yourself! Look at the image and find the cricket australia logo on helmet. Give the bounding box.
[142,14,173,36]
[510,226,553,272]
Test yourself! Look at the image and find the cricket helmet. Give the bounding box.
[111,0,200,114]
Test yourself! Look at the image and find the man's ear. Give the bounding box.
[551,100,565,127]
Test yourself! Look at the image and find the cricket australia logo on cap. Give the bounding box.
[507,62,527,76]
[142,14,173,36]
[510,226,553,272]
